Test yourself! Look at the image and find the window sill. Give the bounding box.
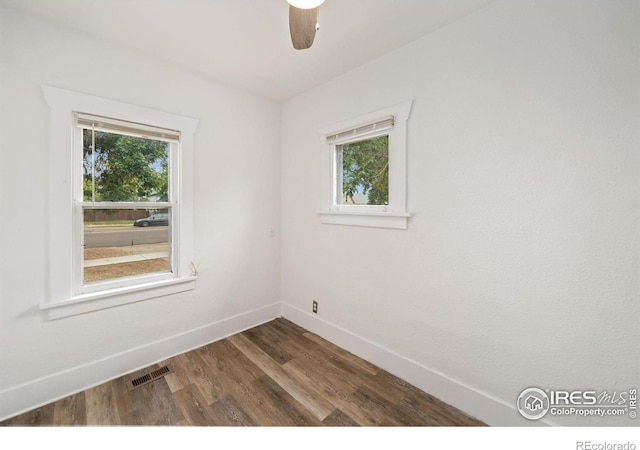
[317,210,410,229]
[40,276,197,320]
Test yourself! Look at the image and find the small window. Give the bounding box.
[318,100,412,229]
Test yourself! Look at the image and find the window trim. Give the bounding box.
[317,100,413,229]
[41,85,198,319]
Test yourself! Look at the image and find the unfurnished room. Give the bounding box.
[0,0,638,446]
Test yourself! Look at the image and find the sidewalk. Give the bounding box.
[84,251,168,268]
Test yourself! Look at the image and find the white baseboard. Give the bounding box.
[0,302,281,422]
[281,302,552,426]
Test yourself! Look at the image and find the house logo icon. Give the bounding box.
[517,387,550,420]
[525,395,543,411]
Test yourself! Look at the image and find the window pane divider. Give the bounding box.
[78,201,175,209]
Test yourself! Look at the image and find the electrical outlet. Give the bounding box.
[312,301,318,314]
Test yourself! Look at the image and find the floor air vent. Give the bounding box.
[128,365,173,391]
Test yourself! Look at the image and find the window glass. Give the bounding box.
[83,208,171,284]
[82,129,169,202]
[337,135,389,206]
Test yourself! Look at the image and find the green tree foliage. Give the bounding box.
[341,135,389,205]
[83,130,169,202]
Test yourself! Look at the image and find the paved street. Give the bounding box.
[84,226,168,248]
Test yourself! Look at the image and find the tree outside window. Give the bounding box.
[339,135,389,206]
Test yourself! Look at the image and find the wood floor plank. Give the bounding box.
[280,358,380,425]
[284,359,408,427]
[228,333,335,421]
[374,370,485,426]
[198,343,320,427]
[216,375,289,426]
[173,383,219,426]
[270,321,381,385]
[163,357,192,393]
[282,329,419,409]
[335,388,406,426]
[209,395,256,426]
[302,331,380,376]
[196,340,284,426]
[0,403,55,426]
[283,350,362,395]
[322,409,360,426]
[352,387,422,426]
[85,382,120,425]
[252,321,292,344]
[273,317,308,335]
[260,320,307,346]
[110,374,137,420]
[53,392,86,426]
[268,317,310,341]
[350,366,426,407]
[199,340,265,409]
[121,379,184,426]
[251,375,323,426]
[278,328,382,395]
[198,339,264,385]
[173,351,225,405]
[282,358,354,406]
[242,325,293,365]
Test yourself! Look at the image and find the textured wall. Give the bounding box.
[280,0,639,425]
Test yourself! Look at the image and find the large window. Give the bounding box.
[78,114,176,290]
[41,86,198,319]
[318,101,412,229]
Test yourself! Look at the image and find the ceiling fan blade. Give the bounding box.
[289,5,318,50]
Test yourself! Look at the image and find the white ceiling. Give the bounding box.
[1,0,495,101]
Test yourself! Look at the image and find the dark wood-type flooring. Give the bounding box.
[0,318,485,426]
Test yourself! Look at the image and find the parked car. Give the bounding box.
[133,213,169,227]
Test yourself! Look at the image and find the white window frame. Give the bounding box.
[40,86,198,319]
[318,100,413,229]
[75,113,179,295]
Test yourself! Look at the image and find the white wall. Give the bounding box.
[0,6,281,419]
[281,0,639,426]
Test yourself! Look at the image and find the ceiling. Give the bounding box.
[1,0,495,101]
